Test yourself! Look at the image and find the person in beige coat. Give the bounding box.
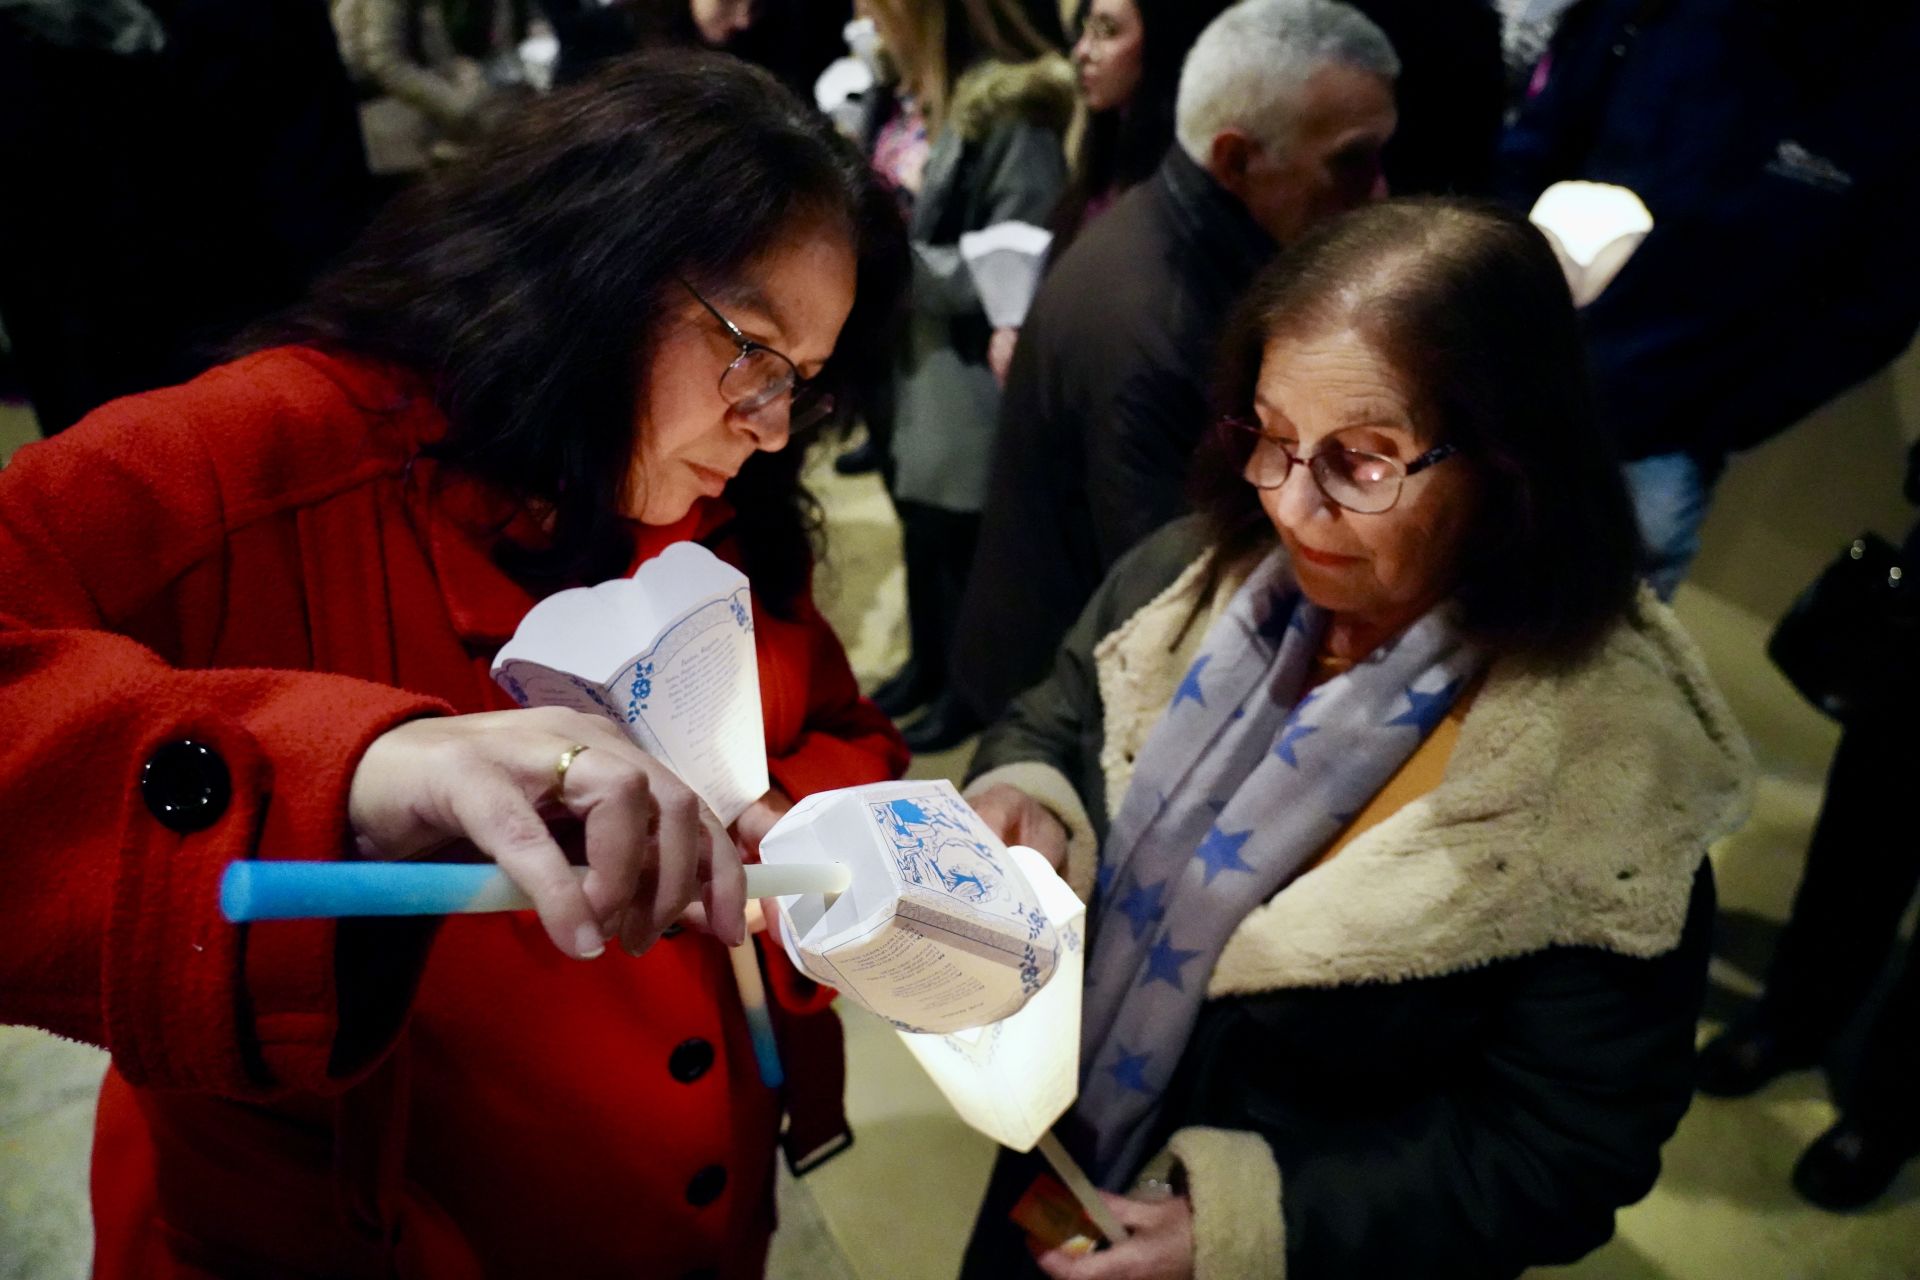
[957,199,1752,1279]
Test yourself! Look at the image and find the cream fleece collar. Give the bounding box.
[1089,556,1753,995]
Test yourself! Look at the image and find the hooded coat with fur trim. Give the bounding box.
[888,54,1073,513]
[963,517,1752,1279]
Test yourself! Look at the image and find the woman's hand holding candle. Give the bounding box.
[1034,1193,1193,1280]
[346,707,746,960]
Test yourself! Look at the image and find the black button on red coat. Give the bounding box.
[685,1164,727,1207]
[140,740,231,833]
[669,1038,715,1084]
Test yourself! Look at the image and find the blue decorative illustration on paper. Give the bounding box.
[872,794,1011,908]
[1016,902,1052,995]
[626,661,655,718]
[619,594,746,728]
[864,788,1066,1010]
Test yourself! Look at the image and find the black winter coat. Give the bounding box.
[952,151,1273,722]
[1498,0,1920,462]
[961,519,1749,1278]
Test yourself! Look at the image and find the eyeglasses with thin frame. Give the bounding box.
[680,278,835,432]
[1219,415,1458,515]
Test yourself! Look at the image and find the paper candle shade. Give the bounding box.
[897,843,1085,1153]
[1527,180,1654,309]
[814,55,874,138]
[489,542,768,826]
[960,221,1055,328]
[761,780,1066,1036]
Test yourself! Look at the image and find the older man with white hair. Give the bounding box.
[940,0,1398,741]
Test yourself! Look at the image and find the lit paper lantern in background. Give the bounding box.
[1528,180,1653,308]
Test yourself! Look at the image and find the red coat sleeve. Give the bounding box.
[0,388,447,1100]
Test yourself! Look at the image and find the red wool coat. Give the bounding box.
[0,347,907,1278]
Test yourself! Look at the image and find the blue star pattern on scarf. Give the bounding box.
[1095,861,1117,900]
[1076,544,1480,1184]
[1142,935,1203,991]
[1108,1046,1155,1094]
[1173,654,1211,709]
[1273,721,1319,767]
[1193,823,1255,884]
[1116,878,1168,940]
[1387,677,1462,735]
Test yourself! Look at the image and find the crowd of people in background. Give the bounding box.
[1,0,1917,1274]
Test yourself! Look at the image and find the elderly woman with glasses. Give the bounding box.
[0,55,908,1279]
[959,199,1752,1279]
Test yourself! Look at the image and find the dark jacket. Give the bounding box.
[1357,0,1507,196]
[888,55,1073,513]
[963,518,1752,1278]
[1498,0,1920,462]
[951,150,1272,720]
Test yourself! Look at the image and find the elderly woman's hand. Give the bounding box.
[965,782,1069,871]
[347,708,746,960]
[1034,1193,1194,1280]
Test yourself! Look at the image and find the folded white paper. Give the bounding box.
[1528,180,1653,308]
[761,780,1065,1035]
[761,780,1086,1150]
[897,843,1085,1152]
[960,221,1054,328]
[490,542,768,825]
[814,54,873,129]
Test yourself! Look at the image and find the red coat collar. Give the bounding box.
[294,345,736,649]
[411,463,735,647]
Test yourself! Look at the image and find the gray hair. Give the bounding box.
[1174,0,1400,164]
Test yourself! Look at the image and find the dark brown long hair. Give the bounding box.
[1049,0,1233,250]
[1191,198,1643,664]
[261,53,907,614]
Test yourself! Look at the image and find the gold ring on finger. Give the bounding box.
[554,743,591,797]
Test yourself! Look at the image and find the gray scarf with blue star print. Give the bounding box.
[1072,547,1483,1186]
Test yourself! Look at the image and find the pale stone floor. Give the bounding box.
[2,409,1916,1277]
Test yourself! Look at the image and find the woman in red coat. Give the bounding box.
[0,54,908,1278]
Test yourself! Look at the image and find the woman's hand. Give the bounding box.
[730,786,794,862]
[731,786,797,938]
[965,782,1069,871]
[1035,1194,1194,1280]
[347,708,746,960]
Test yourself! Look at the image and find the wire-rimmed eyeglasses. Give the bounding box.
[680,278,836,432]
[1219,415,1459,515]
